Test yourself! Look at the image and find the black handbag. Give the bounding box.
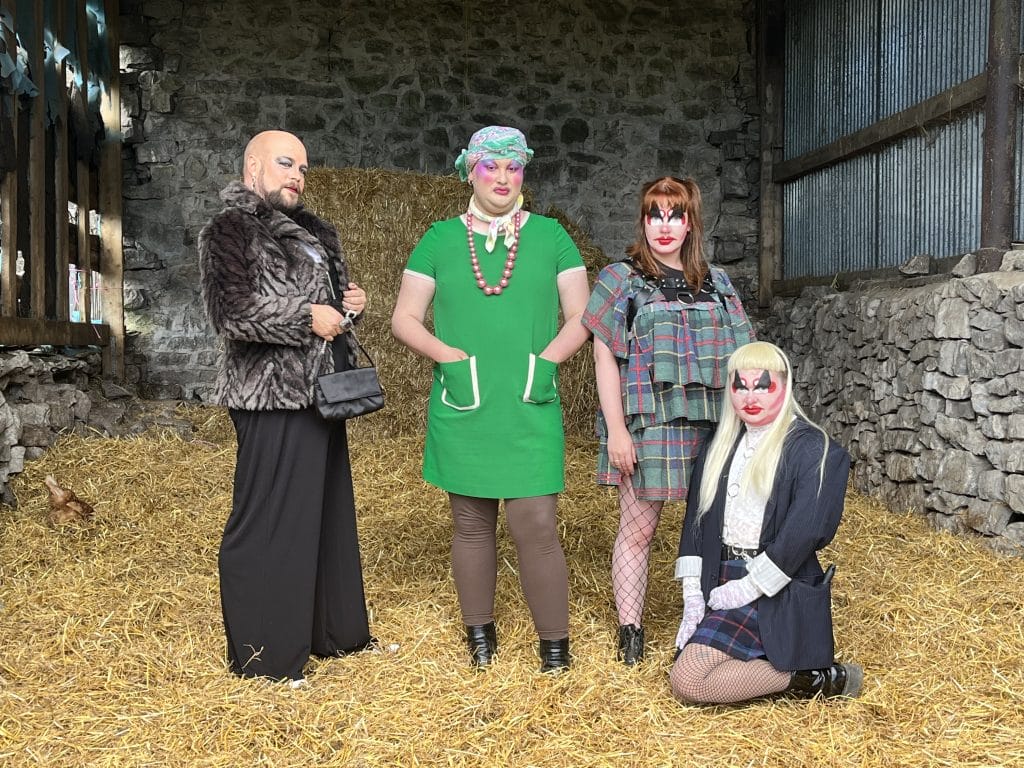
[314,332,385,420]
[313,268,384,420]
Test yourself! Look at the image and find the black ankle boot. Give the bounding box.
[466,622,497,667]
[539,637,570,673]
[617,624,645,665]
[788,662,863,698]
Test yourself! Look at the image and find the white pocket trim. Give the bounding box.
[522,353,555,403]
[440,356,480,411]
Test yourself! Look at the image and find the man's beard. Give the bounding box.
[266,188,299,213]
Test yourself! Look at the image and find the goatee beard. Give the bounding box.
[267,189,299,213]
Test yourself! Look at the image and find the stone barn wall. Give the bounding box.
[116,0,759,399]
[759,254,1024,556]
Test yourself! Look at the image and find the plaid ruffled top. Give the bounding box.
[582,261,754,431]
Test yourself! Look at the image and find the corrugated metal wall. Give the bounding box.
[784,0,879,159]
[782,0,992,278]
[878,0,987,118]
[876,112,984,270]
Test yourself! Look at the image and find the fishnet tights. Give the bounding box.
[611,474,664,627]
[670,643,791,704]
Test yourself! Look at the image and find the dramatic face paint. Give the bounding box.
[469,157,525,216]
[730,368,787,427]
[644,200,689,260]
[255,149,309,212]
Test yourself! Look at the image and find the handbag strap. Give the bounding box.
[319,262,374,365]
[348,330,376,367]
[319,329,376,368]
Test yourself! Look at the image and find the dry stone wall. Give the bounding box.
[759,254,1024,556]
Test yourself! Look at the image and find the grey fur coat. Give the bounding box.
[199,181,356,410]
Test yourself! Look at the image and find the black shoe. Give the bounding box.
[539,637,570,673]
[788,662,864,698]
[466,622,497,667]
[617,624,645,666]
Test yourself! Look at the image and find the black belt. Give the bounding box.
[721,544,759,561]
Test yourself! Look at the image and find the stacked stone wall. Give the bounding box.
[759,254,1024,556]
[117,0,759,398]
[0,351,96,504]
[0,350,197,505]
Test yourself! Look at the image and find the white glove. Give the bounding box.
[675,578,705,650]
[707,574,763,611]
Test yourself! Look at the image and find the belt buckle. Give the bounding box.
[724,544,754,562]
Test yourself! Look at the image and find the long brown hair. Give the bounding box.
[624,176,707,287]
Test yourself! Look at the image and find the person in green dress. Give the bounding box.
[392,126,590,672]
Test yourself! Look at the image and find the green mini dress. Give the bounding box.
[404,213,585,498]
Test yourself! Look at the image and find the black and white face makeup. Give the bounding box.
[644,200,689,260]
[730,368,787,427]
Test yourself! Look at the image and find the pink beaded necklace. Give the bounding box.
[466,210,521,295]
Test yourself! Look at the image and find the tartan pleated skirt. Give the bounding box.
[689,559,767,661]
[596,419,713,500]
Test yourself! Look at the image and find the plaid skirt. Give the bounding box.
[689,560,767,661]
[596,419,712,500]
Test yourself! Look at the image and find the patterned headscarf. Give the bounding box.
[454,126,534,181]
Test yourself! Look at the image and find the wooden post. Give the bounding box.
[99,0,124,377]
[0,4,17,318]
[75,0,91,324]
[28,0,45,318]
[978,0,1022,271]
[757,0,785,307]
[53,0,70,321]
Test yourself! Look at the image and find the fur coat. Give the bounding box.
[199,181,356,410]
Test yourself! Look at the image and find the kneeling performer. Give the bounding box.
[670,341,863,704]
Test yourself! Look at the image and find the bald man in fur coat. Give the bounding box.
[199,130,374,685]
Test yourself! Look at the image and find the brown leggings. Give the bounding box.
[449,493,569,640]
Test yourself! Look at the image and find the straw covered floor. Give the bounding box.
[2,168,1021,766]
[1,409,1022,767]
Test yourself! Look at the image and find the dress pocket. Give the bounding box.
[439,357,480,411]
[522,353,558,404]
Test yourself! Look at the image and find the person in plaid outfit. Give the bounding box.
[670,341,862,704]
[581,177,754,665]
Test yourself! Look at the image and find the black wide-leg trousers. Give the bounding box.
[221,406,371,681]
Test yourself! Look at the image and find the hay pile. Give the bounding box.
[302,167,605,438]
[1,411,1022,767]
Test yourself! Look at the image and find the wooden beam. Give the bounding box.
[978,0,1022,270]
[773,73,988,183]
[757,0,785,308]
[0,3,17,319]
[28,0,45,318]
[0,316,110,347]
[98,0,124,377]
[53,0,70,321]
[771,255,964,297]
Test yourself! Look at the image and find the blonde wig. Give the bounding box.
[624,176,707,288]
[696,342,830,519]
